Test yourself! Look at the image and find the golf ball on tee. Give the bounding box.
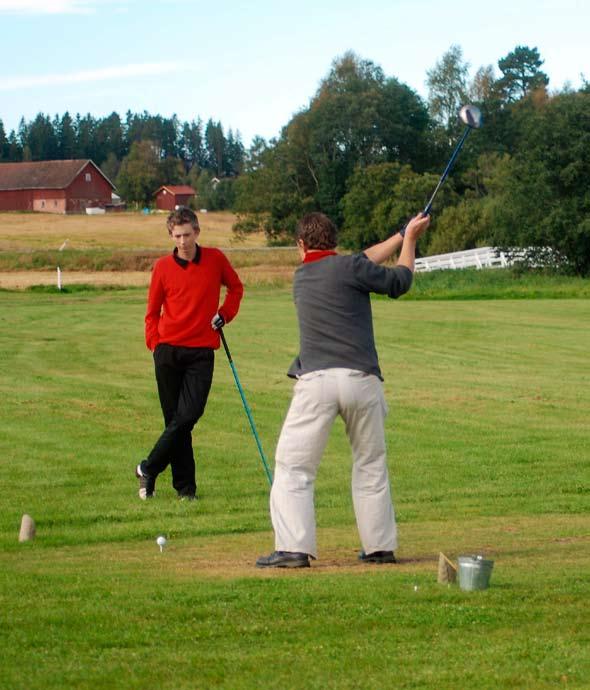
[156,535,167,548]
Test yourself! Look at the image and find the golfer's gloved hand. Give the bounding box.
[211,313,225,330]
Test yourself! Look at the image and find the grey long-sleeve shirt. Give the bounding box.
[287,252,413,380]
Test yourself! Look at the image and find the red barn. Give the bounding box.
[153,185,196,211]
[0,159,115,214]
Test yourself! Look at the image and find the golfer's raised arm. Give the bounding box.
[363,231,405,265]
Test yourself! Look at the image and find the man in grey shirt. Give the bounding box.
[256,211,430,568]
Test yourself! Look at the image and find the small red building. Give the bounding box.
[153,185,196,211]
[0,159,115,214]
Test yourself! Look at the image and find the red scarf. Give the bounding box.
[303,250,337,264]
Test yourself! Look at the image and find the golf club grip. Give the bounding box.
[219,328,232,362]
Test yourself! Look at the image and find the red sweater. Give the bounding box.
[145,246,244,351]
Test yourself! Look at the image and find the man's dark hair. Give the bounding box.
[296,212,337,250]
[167,206,199,234]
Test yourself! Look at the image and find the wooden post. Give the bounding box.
[437,552,457,584]
[19,514,36,542]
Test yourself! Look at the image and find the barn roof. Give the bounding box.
[0,159,115,191]
[153,185,196,196]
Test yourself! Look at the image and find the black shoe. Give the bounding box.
[256,551,310,569]
[359,550,396,564]
[177,492,196,501]
[135,464,155,500]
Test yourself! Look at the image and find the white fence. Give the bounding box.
[415,247,510,272]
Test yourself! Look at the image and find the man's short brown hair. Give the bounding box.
[167,206,200,234]
[296,212,337,250]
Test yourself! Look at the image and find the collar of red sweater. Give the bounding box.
[173,245,202,267]
[303,250,337,264]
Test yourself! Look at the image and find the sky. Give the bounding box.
[0,0,588,147]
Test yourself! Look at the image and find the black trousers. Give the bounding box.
[142,344,214,496]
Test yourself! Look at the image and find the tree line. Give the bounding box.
[231,45,589,276]
[0,112,245,210]
[1,44,589,275]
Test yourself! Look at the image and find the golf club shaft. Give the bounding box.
[219,329,273,486]
[423,126,472,215]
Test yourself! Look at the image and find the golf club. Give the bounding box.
[423,104,483,215]
[400,104,482,236]
[219,328,273,486]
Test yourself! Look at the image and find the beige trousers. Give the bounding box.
[270,368,397,559]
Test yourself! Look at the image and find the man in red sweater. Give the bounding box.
[136,207,244,500]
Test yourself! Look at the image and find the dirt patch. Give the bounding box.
[94,540,438,581]
[0,270,151,289]
[0,265,296,290]
[7,516,589,583]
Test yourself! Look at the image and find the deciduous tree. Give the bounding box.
[487,91,590,275]
[426,45,469,132]
[116,140,162,206]
[235,51,431,240]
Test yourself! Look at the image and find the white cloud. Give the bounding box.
[0,62,188,90]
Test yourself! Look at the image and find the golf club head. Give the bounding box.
[459,104,482,129]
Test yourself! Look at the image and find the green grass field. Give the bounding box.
[1,285,589,689]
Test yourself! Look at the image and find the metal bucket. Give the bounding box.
[458,555,494,591]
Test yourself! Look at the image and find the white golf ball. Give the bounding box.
[156,535,167,547]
